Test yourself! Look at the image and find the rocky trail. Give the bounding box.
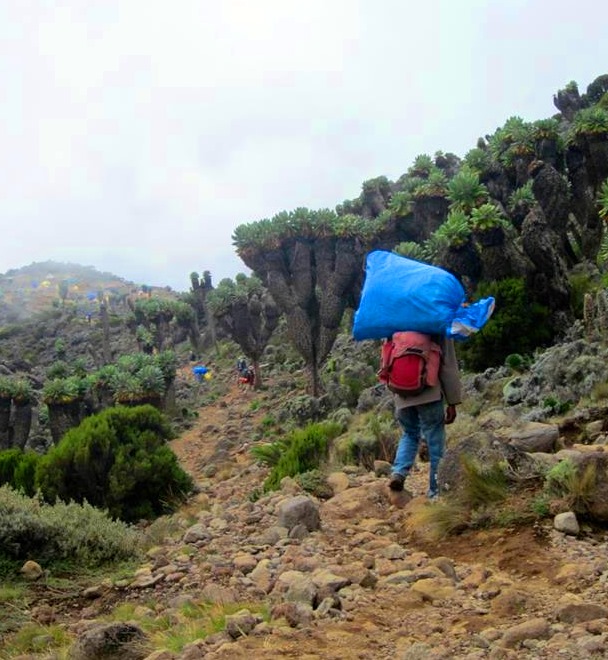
[6,373,608,660]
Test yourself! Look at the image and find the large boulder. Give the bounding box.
[69,623,148,660]
[572,452,608,521]
[277,495,320,532]
[437,431,532,496]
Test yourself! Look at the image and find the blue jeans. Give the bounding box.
[392,399,446,497]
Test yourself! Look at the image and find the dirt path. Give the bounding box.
[160,378,608,659]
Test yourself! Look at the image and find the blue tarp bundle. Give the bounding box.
[192,365,209,382]
[352,251,495,341]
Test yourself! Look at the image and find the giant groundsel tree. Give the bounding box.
[233,208,380,395]
[207,274,279,388]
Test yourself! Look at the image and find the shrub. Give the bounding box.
[250,439,289,467]
[295,469,334,499]
[0,449,23,486]
[505,353,527,371]
[0,449,39,496]
[35,405,193,522]
[367,412,399,463]
[0,485,141,566]
[457,278,552,370]
[569,272,598,318]
[263,421,342,491]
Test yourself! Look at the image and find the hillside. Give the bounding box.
[0,261,177,324]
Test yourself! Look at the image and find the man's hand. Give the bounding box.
[445,404,457,425]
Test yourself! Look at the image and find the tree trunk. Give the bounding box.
[161,379,177,415]
[12,401,32,450]
[308,363,321,398]
[252,358,262,390]
[47,401,83,445]
[100,302,112,364]
[0,398,11,449]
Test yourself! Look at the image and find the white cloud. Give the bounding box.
[1,0,607,290]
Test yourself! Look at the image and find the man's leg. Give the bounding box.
[418,399,446,498]
[390,406,420,491]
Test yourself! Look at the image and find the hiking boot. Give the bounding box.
[388,474,405,492]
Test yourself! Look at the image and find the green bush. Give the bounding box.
[0,449,39,496]
[569,272,598,318]
[250,439,289,467]
[295,469,333,499]
[36,405,193,522]
[458,278,552,370]
[263,421,342,492]
[0,485,141,567]
[505,353,526,371]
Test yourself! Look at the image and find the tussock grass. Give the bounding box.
[103,600,270,654]
[405,498,470,542]
[545,459,597,513]
[1,622,71,658]
[459,455,509,508]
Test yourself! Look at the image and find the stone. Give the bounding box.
[68,622,149,660]
[373,460,392,477]
[409,577,457,602]
[557,602,608,623]
[277,495,320,532]
[326,471,350,493]
[271,602,313,628]
[500,618,551,648]
[429,556,457,581]
[224,609,262,639]
[182,523,211,544]
[20,560,43,581]
[554,511,580,535]
[310,568,350,593]
[508,422,559,453]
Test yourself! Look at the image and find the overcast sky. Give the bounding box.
[1,0,606,292]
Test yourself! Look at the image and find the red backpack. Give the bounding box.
[378,331,441,396]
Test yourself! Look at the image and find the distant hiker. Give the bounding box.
[387,334,462,499]
[238,365,255,390]
[236,357,248,376]
[192,364,208,383]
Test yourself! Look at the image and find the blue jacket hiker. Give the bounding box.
[389,335,462,499]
